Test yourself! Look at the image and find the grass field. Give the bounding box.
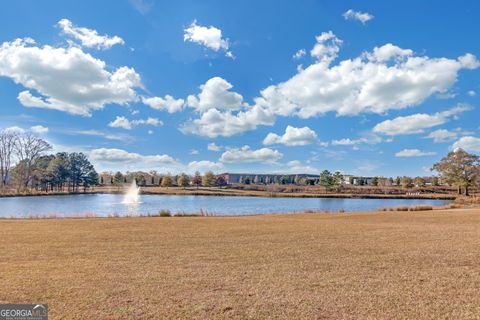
[1,209,480,319]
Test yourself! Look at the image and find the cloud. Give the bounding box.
[343,9,374,24]
[183,20,234,59]
[4,126,25,134]
[189,149,199,155]
[30,125,49,134]
[253,32,479,118]
[331,135,383,146]
[142,95,185,113]
[129,0,153,14]
[57,19,124,50]
[283,160,319,174]
[0,38,142,116]
[373,104,470,135]
[89,148,178,171]
[62,129,133,142]
[310,31,342,64]
[452,136,480,152]
[186,77,244,112]
[293,49,306,60]
[108,116,162,130]
[424,129,459,143]
[207,142,221,151]
[187,160,224,173]
[468,90,476,97]
[220,146,282,163]
[395,149,437,157]
[181,104,274,138]
[263,125,317,146]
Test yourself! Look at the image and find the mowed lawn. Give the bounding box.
[1,210,480,319]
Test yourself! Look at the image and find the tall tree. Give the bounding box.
[215,175,227,187]
[192,171,202,188]
[0,130,18,187]
[14,133,51,188]
[332,171,343,188]
[319,170,333,191]
[67,152,97,192]
[177,173,190,188]
[113,171,124,189]
[202,171,216,187]
[432,149,480,195]
[401,176,413,188]
[161,175,173,188]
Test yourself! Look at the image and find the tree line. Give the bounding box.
[0,130,98,192]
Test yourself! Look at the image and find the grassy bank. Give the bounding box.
[1,209,480,319]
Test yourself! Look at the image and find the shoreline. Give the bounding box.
[0,187,457,200]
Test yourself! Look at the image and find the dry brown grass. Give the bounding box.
[1,209,480,319]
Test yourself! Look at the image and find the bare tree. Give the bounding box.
[0,130,18,187]
[14,133,52,188]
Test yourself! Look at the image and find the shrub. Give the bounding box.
[159,209,171,217]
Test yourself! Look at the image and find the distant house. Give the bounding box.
[222,173,319,185]
[341,175,374,186]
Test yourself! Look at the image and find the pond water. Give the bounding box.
[0,193,451,218]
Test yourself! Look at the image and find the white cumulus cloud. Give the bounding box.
[373,105,471,136]
[57,18,125,50]
[220,146,283,163]
[0,38,142,116]
[187,160,224,173]
[186,77,244,112]
[263,125,317,146]
[108,116,163,130]
[343,9,374,24]
[142,95,185,113]
[253,32,479,119]
[452,136,480,152]
[184,20,234,59]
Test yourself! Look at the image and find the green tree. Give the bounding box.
[432,149,480,195]
[253,175,259,184]
[274,176,279,184]
[431,176,439,186]
[113,171,124,189]
[319,170,333,190]
[332,171,343,188]
[372,176,379,186]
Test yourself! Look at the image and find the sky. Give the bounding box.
[0,0,479,176]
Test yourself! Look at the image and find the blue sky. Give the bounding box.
[0,0,479,176]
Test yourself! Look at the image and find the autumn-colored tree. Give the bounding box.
[177,173,190,188]
[192,171,202,188]
[161,175,172,188]
[432,149,480,195]
[202,171,216,187]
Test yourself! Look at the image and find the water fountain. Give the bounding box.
[122,180,140,204]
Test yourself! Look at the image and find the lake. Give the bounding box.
[0,194,452,218]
